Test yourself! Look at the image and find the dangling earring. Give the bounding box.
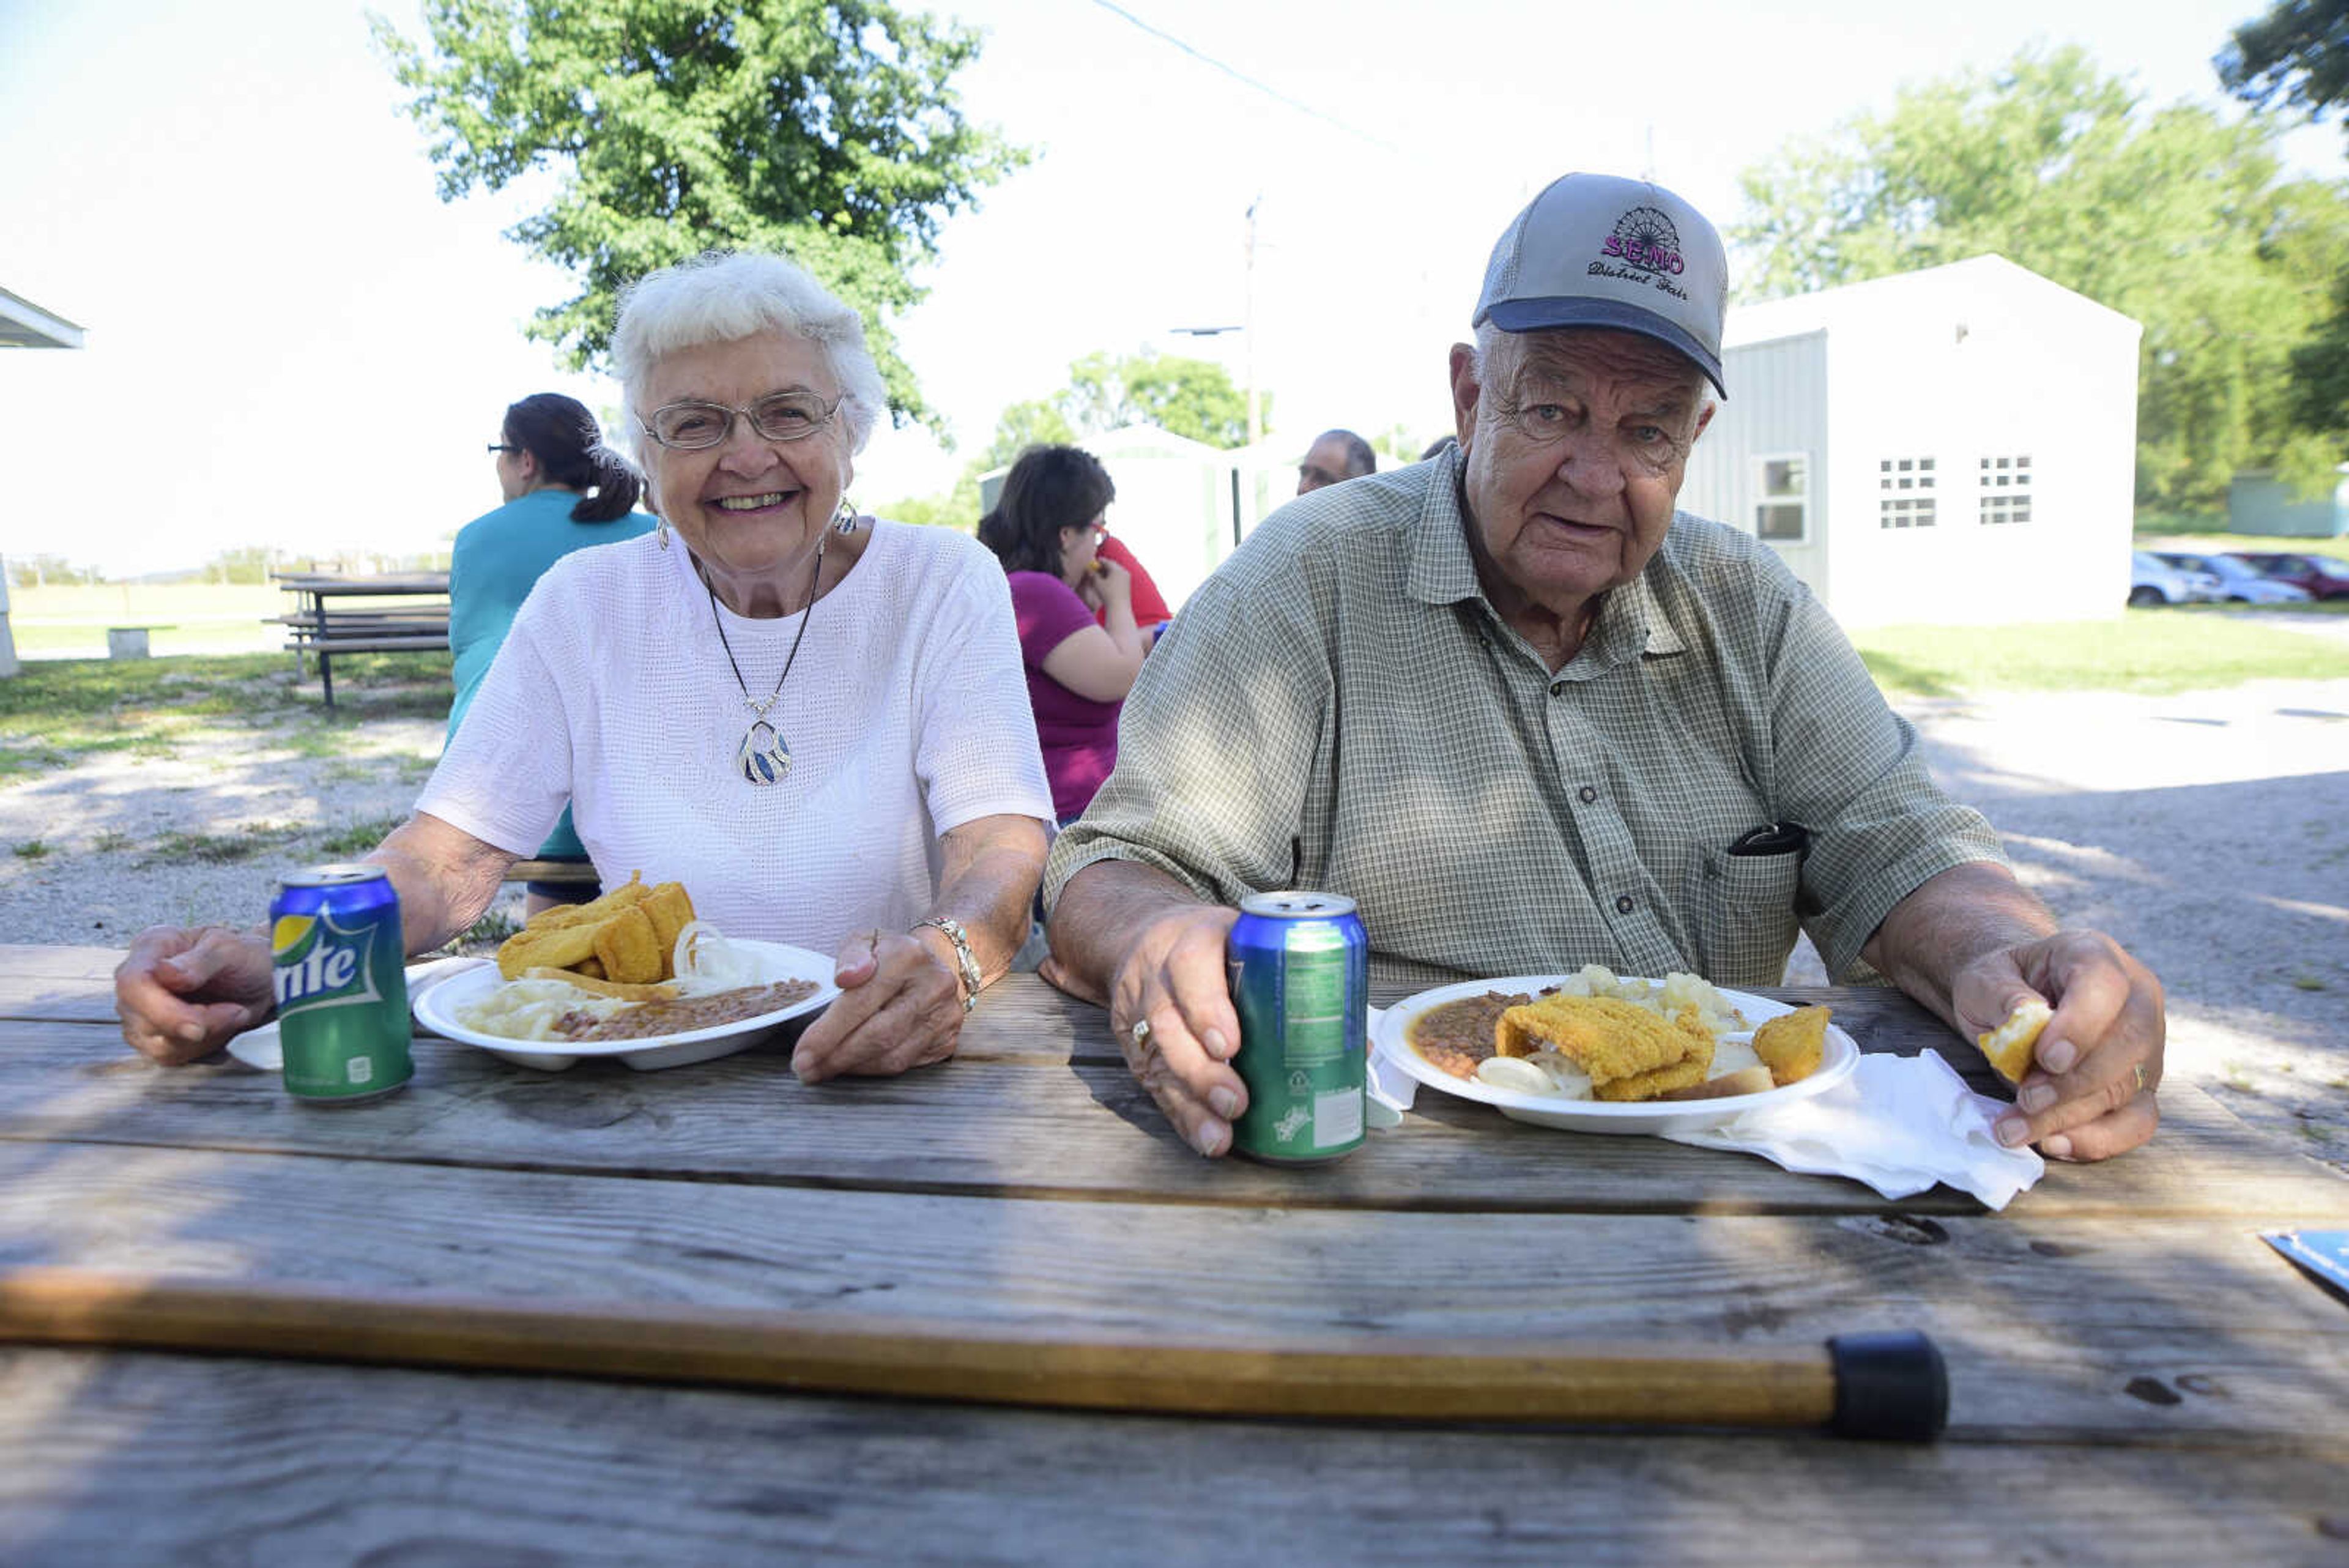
[833,496,859,535]
[655,514,670,550]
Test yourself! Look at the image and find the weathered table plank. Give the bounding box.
[2,1143,2344,1446]
[4,1349,2346,1567]
[3,1016,2340,1219]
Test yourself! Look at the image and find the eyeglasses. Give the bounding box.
[639,389,844,451]
[486,443,522,455]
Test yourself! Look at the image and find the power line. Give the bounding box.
[1085,1,1402,154]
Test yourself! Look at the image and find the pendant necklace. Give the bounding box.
[706,527,827,786]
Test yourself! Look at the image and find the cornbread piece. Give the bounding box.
[1976,998,2052,1084]
[1753,1005,1831,1086]
[1496,994,1713,1099]
[592,904,665,985]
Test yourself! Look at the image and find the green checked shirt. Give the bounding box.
[1044,446,2006,990]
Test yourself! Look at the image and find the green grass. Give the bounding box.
[0,652,453,781]
[1854,611,2349,699]
[141,822,307,866]
[12,839,49,859]
[314,815,407,856]
[2131,515,2349,561]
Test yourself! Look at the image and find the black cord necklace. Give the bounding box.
[706,526,827,786]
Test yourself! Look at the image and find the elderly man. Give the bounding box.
[1297,428,1376,493]
[1044,172,2164,1165]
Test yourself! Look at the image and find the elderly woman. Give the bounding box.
[116,253,1053,1081]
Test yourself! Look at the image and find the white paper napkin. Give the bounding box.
[1365,1006,1413,1126]
[1663,1047,2044,1209]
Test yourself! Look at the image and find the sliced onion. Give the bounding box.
[670,921,762,994]
[1476,1055,1557,1096]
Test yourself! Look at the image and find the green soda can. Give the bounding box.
[1226,891,1368,1164]
[270,864,412,1104]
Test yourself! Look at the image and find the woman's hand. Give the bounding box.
[115,925,276,1065]
[790,929,966,1082]
[1078,557,1132,615]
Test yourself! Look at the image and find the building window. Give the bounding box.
[1879,456,1937,529]
[1979,454,2033,524]
[1753,453,1809,542]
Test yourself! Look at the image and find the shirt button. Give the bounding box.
[1549,681,1567,697]
[1577,786,1598,804]
[1615,894,1636,914]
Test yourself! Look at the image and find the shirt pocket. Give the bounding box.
[1687,845,1803,989]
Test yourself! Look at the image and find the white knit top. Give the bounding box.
[417,522,1053,951]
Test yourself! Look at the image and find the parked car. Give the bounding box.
[2130,551,2221,606]
[2150,551,2313,605]
[2233,551,2349,601]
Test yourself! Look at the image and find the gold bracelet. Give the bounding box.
[911,916,981,1013]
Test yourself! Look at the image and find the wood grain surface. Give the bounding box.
[7,945,2348,1564]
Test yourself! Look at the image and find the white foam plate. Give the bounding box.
[1370,973,1858,1135]
[410,940,839,1072]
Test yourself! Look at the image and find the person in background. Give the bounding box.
[978,446,1152,825]
[117,250,1052,1083]
[1045,172,2165,1164]
[1297,428,1377,494]
[456,392,655,914]
[1094,531,1171,631]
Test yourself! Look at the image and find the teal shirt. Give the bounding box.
[447,491,656,859]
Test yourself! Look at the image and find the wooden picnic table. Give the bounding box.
[2,942,2345,1562]
[271,571,451,708]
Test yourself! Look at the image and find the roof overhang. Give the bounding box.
[0,287,86,349]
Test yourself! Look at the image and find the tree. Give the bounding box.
[1060,351,1262,449]
[369,0,1024,431]
[979,397,1077,472]
[1731,45,2349,505]
[2217,0,2349,122]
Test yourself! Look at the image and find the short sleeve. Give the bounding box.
[1009,571,1099,669]
[910,552,1055,835]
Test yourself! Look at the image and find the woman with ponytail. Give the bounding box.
[450,392,655,909]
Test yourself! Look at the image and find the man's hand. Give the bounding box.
[792,929,965,1082]
[116,925,275,1065]
[1965,931,2164,1162]
[1107,904,1246,1157]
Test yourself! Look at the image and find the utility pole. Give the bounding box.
[1243,195,1261,448]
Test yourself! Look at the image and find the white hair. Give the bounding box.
[612,251,891,459]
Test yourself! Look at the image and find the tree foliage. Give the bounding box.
[1732,45,2349,504]
[369,0,1023,430]
[2217,0,2349,122]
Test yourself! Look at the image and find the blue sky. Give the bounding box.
[1,0,2339,574]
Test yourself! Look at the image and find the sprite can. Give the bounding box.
[1226,891,1368,1164]
[270,864,412,1104]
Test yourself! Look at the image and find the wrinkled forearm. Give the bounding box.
[1046,858,1213,1000]
[364,812,517,957]
[1861,861,2058,1031]
[930,814,1050,986]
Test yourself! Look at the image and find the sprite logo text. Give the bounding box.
[273,908,385,1013]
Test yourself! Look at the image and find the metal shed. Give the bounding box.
[1677,255,2142,627]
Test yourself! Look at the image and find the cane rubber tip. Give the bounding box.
[1827,1329,1948,1441]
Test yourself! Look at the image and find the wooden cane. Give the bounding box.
[0,1267,1945,1440]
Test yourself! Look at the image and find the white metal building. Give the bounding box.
[1678,255,2142,627]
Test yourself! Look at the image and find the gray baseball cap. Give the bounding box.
[1472,172,1729,397]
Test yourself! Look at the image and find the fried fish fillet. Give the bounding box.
[1753,1005,1830,1086]
[1496,994,1713,1099]
[639,881,696,979]
[592,904,664,986]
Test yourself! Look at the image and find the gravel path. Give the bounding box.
[6,661,2344,1170]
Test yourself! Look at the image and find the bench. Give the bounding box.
[271,573,452,709]
[503,859,601,888]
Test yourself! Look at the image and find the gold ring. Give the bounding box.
[2132,1063,2148,1094]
